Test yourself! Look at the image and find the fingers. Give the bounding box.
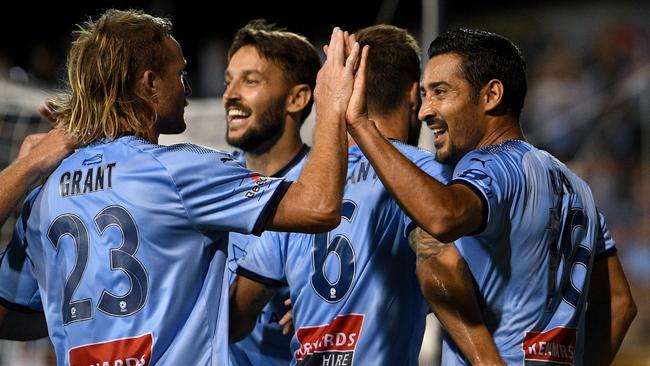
[279,310,294,335]
[344,42,361,74]
[39,98,58,126]
[351,45,369,89]
[325,27,343,66]
[278,297,293,335]
[348,33,357,48]
[326,27,358,70]
[17,133,47,160]
[343,30,351,58]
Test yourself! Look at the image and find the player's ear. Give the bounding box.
[482,79,504,114]
[286,84,312,114]
[140,70,160,103]
[408,81,419,111]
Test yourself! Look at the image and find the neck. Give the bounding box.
[348,108,409,147]
[477,115,525,148]
[245,126,304,176]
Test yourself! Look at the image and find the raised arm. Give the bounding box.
[229,275,277,343]
[0,129,74,340]
[267,29,368,233]
[344,55,481,242]
[584,253,637,365]
[0,129,75,227]
[410,228,504,365]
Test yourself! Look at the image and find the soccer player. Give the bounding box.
[229,25,504,365]
[345,28,637,364]
[223,20,320,365]
[0,9,357,365]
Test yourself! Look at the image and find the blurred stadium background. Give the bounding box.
[0,0,648,364]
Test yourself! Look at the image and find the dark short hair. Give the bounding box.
[428,28,527,118]
[355,25,420,116]
[228,19,321,124]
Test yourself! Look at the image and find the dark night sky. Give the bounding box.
[0,0,558,66]
[0,0,641,95]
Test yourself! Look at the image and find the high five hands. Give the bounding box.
[314,27,369,127]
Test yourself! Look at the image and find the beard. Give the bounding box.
[226,95,287,154]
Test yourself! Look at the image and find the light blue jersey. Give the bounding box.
[228,144,310,366]
[0,135,290,366]
[443,140,616,365]
[237,141,452,366]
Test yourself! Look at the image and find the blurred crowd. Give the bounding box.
[0,1,648,365]
[517,18,650,364]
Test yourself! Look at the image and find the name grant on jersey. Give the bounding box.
[60,162,116,197]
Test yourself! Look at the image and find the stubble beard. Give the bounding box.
[226,96,287,154]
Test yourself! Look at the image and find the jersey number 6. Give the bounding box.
[311,200,357,303]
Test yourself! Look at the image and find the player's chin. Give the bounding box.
[434,148,452,165]
[159,119,187,135]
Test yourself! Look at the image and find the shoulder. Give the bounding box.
[127,138,243,174]
[390,141,452,183]
[457,139,531,174]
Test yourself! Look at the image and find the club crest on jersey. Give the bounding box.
[68,333,153,366]
[295,314,364,366]
[523,327,576,365]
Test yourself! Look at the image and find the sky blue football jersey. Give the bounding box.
[443,140,616,365]
[0,135,290,366]
[228,144,310,366]
[237,141,452,366]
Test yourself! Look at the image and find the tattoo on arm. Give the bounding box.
[408,227,451,261]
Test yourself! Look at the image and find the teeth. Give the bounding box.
[433,128,445,136]
[228,109,250,118]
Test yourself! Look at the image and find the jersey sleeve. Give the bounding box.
[595,208,617,258]
[449,151,512,235]
[0,191,43,312]
[158,145,291,236]
[236,231,288,287]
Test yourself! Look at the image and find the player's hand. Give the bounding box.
[38,98,59,126]
[314,27,362,118]
[278,298,294,335]
[17,129,76,184]
[346,43,370,130]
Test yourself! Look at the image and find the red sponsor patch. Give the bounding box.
[69,333,153,366]
[523,327,576,365]
[295,314,363,360]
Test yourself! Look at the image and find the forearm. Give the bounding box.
[412,230,503,365]
[585,255,637,365]
[348,119,477,241]
[228,303,258,344]
[228,276,277,343]
[0,158,40,227]
[0,306,48,341]
[269,110,347,232]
